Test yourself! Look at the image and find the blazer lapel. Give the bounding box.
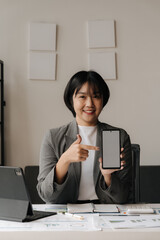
[64,119,78,149]
[64,120,81,185]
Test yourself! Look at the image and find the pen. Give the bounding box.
[64,212,84,220]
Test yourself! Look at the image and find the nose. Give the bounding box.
[86,96,94,107]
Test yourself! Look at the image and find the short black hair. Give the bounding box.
[64,70,110,117]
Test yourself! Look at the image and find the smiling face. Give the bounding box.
[73,82,103,126]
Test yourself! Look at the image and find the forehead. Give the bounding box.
[76,82,100,94]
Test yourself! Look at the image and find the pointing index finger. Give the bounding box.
[81,144,100,151]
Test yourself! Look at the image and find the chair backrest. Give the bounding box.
[129,144,140,203]
[140,165,160,203]
[24,165,44,204]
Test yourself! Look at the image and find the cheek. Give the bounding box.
[73,99,82,111]
[96,100,103,110]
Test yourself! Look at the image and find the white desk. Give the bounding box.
[1,229,160,240]
[1,204,160,240]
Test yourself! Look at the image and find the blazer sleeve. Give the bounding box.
[37,130,69,203]
[96,129,132,204]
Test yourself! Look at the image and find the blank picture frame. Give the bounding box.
[29,52,56,80]
[87,20,115,48]
[88,52,116,80]
[29,22,56,51]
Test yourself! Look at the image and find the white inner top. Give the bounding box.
[78,125,98,200]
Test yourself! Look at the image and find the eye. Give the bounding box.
[79,95,86,99]
[93,94,101,98]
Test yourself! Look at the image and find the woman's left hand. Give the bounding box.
[99,148,126,176]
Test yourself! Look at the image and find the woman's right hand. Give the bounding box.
[63,134,99,164]
[55,134,99,184]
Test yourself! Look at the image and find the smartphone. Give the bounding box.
[101,129,121,169]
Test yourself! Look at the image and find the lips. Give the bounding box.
[83,110,95,115]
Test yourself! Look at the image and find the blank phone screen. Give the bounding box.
[102,130,120,169]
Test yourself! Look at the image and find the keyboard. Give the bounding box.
[126,204,154,214]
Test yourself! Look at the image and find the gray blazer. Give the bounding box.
[37,120,132,204]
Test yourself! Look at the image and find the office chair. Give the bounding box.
[24,165,44,204]
[140,165,160,203]
[129,144,140,203]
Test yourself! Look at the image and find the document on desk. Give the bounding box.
[67,203,119,213]
[0,214,101,232]
[100,214,160,229]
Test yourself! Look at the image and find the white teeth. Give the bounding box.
[84,110,94,113]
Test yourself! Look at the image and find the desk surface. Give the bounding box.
[1,229,160,240]
[1,204,160,240]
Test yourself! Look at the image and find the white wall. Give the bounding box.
[0,0,160,168]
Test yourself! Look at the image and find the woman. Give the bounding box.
[37,70,132,204]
